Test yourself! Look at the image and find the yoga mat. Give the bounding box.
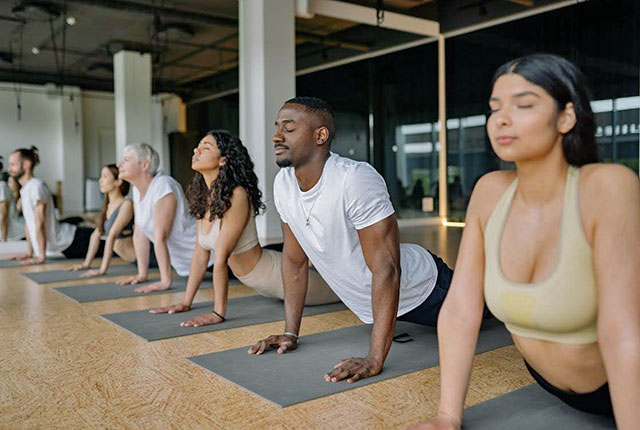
[0,256,77,268]
[22,263,140,284]
[53,275,219,302]
[101,296,347,341]
[187,319,512,407]
[463,384,615,429]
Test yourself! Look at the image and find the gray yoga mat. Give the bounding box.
[0,256,78,268]
[22,263,140,284]
[463,384,615,429]
[101,296,347,341]
[187,319,513,407]
[53,275,219,302]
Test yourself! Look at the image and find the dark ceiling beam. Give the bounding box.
[296,31,369,51]
[159,33,238,69]
[0,67,113,90]
[0,67,183,94]
[63,0,237,27]
[0,14,26,23]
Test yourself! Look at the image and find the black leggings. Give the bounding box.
[62,225,104,259]
[525,361,613,416]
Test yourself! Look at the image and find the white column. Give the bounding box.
[114,51,152,162]
[59,87,84,215]
[239,0,296,244]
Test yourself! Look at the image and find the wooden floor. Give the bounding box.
[0,226,533,429]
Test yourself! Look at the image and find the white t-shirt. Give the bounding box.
[132,173,211,276]
[273,153,437,323]
[0,180,25,241]
[20,178,76,256]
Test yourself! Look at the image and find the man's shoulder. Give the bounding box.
[332,154,377,178]
[26,178,47,193]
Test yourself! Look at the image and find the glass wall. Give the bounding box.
[187,0,639,220]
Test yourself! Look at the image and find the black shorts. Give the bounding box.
[397,251,493,327]
[525,361,613,416]
[396,251,453,327]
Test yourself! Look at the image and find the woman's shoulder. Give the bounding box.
[578,163,640,215]
[468,170,517,220]
[579,163,639,190]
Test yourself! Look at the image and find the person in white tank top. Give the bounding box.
[150,130,339,327]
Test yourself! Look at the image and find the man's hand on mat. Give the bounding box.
[179,313,224,327]
[78,269,105,278]
[19,256,45,266]
[9,253,31,261]
[405,413,461,430]
[133,280,171,293]
[149,302,191,315]
[68,263,89,271]
[324,356,383,383]
[248,335,298,355]
[116,274,148,286]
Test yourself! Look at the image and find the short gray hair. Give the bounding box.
[124,142,159,175]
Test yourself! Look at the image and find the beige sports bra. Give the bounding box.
[484,167,598,344]
[198,214,259,255]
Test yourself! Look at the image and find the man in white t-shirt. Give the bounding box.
[116,143,212,292]
[249,97,456,383]
[7,147,85,264]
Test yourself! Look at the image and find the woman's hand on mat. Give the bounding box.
[133,280,171,293]
[179,312,224,327]
[9,253,31,261]
[149,302,191,315]
[79,269,104,278]
[248,335,298,355]
[405,413,461,430]
[324,356,383,383]
[68,263,89,272]
[116,274,147,286]
[19,256,45,266]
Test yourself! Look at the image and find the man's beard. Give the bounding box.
[276,158,293,168]
[10,169,24,180]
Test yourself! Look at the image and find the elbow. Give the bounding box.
[153,232,170,244]
[599,327,640,361]
[375,261,401,289]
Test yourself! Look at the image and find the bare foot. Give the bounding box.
[180,313,224,327]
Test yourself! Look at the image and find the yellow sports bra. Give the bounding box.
[484,167,598,344]
[198,215,259,255]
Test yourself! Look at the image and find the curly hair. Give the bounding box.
[186,130,265,221]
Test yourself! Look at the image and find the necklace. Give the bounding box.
[299,177,323,227]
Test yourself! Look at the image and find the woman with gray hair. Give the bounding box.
[116,142,212,292]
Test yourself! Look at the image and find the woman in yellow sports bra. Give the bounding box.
[409,54,640,430]
[150,130,339,327]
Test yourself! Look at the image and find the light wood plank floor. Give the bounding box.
[0,226,532,429]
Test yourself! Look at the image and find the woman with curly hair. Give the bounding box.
[151,130,339,327]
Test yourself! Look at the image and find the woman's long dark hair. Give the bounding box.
[492,54,599,167]
[187,130,265,220]
[96,164,130,233]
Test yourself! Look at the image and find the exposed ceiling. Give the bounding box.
[0,0,555,99]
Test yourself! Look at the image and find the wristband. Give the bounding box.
[283,331,299,339]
